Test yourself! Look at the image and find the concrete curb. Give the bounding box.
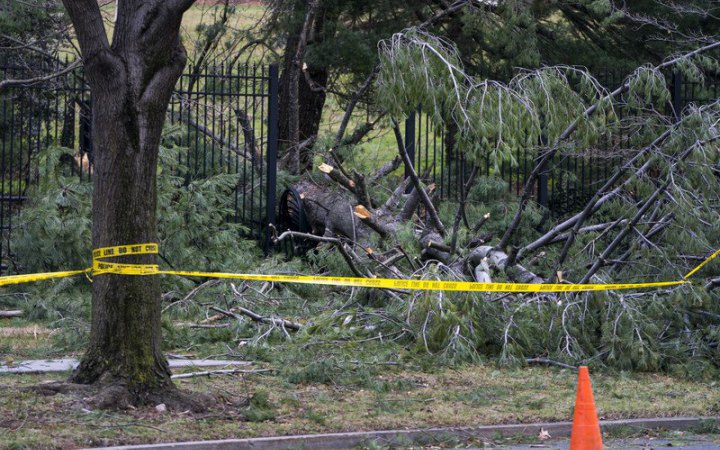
[90,416,719,450]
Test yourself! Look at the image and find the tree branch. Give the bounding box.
[333,65,380,148]
[171,368,272,379]
[417,0,474,29]
[550,128,673,271]
[450,165,478,253]
[287,0,319,174]
[61,0,110,62]
[392,121,446,236]
[354,205,390,239]
[170,0,198,14]
[526,357,577,371]
[0,60,81,93]
[274,230,365,278]
[370,156,402,183]
[499,40,720,249]
[517,127,674,262]
[580,182,668,283]
[706,277,720,290]
[210,306,302,331]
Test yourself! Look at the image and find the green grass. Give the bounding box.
[92,3,266,52]
[1,330,719,450]
[1,261,718,449]
[180,4,267,57]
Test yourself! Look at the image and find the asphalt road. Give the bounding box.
[498,434,720,449]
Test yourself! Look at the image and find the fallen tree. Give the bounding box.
[271,29,720,373]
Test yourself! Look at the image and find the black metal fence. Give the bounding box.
[2,63,718,270]
[403,70,719,215]
[0,62,279,272]
[168,63,279,243]
[0,63,93,273]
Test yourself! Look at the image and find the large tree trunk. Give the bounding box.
[71,76,171,397]
[62,0,205,408]
[278,0,327,174]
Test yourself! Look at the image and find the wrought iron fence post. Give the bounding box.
[537,171,549,208]
[265,63,279,254]
[671,71,683,121]
[537,133,549,208]
[404,110,416,178]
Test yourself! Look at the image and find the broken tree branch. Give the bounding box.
[319,163,355,192]
[371,156,402,183]
[352,171,373,208]
[210,306,302,331]
[162,279,222,313]
[580,183,669,283]
[275,230,365,278]
[551,129,674,272]
[392,120,446,236]
[579,140,703,283]
[526,357,578,371]
[333,65,380,148]
[354,205,390,238]
[450,165,479,253]
[500,41,720,250]
[171,368,273,379]
[517,128,674,262]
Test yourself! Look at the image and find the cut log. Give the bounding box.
[467,246,544,284]
[319,163,355,191]
[0,310,23,318]
[420,231,450,264]
[354,205,390,238]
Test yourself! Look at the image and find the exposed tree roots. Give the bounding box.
[27,381,215,412]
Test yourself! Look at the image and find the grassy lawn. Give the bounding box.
[1,321,719,449]
[90,3,267,58]
[180,4,267,54]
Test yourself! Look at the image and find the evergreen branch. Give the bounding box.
[580,139,701,284]
[210,306,302,331]
[274,230,366,278]
[526,357,577,371]
[499,40,720,250]
[550,128,674,272]
[171,368,272,379]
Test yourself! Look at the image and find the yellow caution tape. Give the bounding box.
[0,269,89,287]
[683,247,720,280]
[159,270,687,292]
[0,243,717,293]
[92,243,160,275]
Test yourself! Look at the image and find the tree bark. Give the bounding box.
[279,0,327,174]
[62,0,203,407]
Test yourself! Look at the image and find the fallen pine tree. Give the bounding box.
[6,31,720,379]
[269,30,720,375]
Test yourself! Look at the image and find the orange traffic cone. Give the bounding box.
[569,366,603,450]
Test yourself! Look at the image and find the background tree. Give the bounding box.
[0,0,69,70]
[60,0,208,408]
[265,0,474,174]
[261,0,720,175]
